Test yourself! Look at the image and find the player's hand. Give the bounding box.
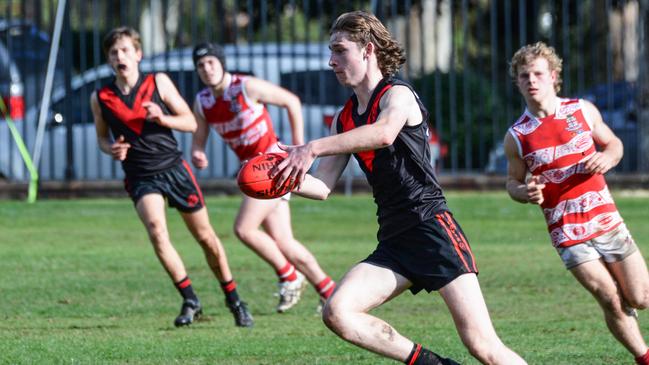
[191,149,209,170]
[111,135,130,161]
[526,175,545,205]
[583,151,615,175]
[271,142,315,190]
[143,101,166,126]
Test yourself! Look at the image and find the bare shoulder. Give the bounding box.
[154,72,185,100]
[380,84,416,107]
[580,99,603,117]
[503,132,519,158]
[245,76,286,94]
[580,98,598,110]
[154,72,175,88]
[90,90,101,113]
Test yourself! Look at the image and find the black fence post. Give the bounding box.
[63,1,75,180]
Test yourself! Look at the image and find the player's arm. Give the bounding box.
[293,111,350,200]
[581,100,623,175]
[504,132,545,205]
[294,156,350,200]
[273,86,413,187]
[191,99,210,170]
[143,72,197,133]
[91,91,130,161]
[244,77,304,145]
[310,86,412,154]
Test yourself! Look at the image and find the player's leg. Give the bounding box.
[136,193,187,282]
[322,262,458,364]
[609,251,649,309]
[235,195,305,312]
[608,251,649,364]
[571,259,649,357]
[180,206,253,327]
[135,193,200,326]
[234,195,292,270]
[180,206,231,282]
[601,225,649,310]
[263,199,335,304]
[323,262,413,359]
[166,159,252,327]
[439,273,527,364]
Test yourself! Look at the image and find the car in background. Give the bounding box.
[0,19,65,120]
[0,19,64,179]
[0,40,23,121]
[37,43,349,181]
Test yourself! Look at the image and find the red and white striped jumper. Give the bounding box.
[508,98,623,248]
[195,74,279,161]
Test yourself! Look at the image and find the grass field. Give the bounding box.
[1,191,648,364]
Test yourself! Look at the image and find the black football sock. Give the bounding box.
[174,276,199,302]
[405,343,460,365]
[220,280,241,304]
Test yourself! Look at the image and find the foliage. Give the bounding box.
[410,69,520,171]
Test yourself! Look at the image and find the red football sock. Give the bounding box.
[315,277,335,299]
[174,276,198,302]
[276,262,297,282]
[220,280,240,304]
[636,349,649,365]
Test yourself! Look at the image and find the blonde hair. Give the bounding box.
[330,11,405,78]
[510,42,563,92]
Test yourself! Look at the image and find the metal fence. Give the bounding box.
[1,0,647,182]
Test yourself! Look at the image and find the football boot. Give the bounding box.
[227,300,254,327]
[174,298,202,327]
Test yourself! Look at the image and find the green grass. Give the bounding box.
[1,191,648,364]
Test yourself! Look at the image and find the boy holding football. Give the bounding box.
[272,11,527,365]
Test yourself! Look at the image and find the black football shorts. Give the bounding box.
[363,211,478,294]
[124,160,205,213]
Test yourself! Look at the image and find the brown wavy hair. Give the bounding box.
[330,11,405,78]
[102,26,142,56]
[510,41,563,93]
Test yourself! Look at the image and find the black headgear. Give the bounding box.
[192,42,226,70]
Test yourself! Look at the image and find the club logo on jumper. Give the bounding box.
[565,114,583,133]
[199,90,216,109]
[230,99,242,113]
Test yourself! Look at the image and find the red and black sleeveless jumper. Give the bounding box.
[97,74,182,178]
[337,78,448,240]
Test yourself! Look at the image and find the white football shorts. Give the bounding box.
[556,223,638,269]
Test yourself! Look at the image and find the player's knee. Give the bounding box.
[462,335,500,364]
[321,301,347,335]
[233,224,252,243]
[588,284,619,310]
[195,231,219,251]
[596,290,631,317]
[321,301,337,327]
[145,220,168,243]
[626,289,649,310]
[601,297,621,314]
